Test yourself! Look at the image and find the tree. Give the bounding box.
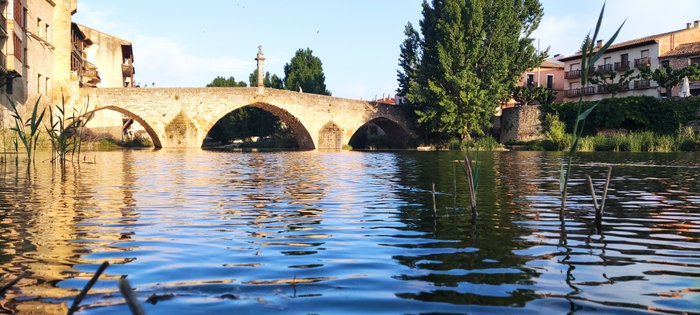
[404,0,546,141]
[589,68,638,97]
[206,76,247,87]
[511,85,556,105]
[249,70,284,89]
[640,63,699,97]
[397,22,421,99]
[283,48,331,95]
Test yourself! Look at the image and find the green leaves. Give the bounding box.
[6,96,45,163]
[283,48,331,96]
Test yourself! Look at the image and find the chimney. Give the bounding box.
[694,20,700,28]
[688,23,693,29]
[596,40,603,48]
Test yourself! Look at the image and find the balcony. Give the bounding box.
[614,61,630,72]
[633,79,651,89]
[565,69,581,79]
[0,51,5,71]
[582,86,596,95]
[634,57,651,68]
[597,64,614,73]
[619,82,630,91]
[597,85,610,94]
[122,63,134,77]
[0,13,6,37]
[565,88,581,98]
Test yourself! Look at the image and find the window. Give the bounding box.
[13,34,22,61]
[45,24,50,42]
[641,50,649,58]
[570,63,579,71]
[37,74,42,94]
[45,77,50,95]
[621,54,629,63]
[661,60,670,68]
[691,57,700,67]
[604,57,611,65]
[526,73,534,86]
[546,75,554,89]
[37,18,42,38]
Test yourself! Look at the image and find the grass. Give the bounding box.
[512,130,700,152]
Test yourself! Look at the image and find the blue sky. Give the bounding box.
[73,0,700,99]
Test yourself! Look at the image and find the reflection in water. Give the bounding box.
[0,151,698,314]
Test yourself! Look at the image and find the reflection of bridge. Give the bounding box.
[77,87,413,149]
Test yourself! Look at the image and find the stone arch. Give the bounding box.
[90,106,163,148]
[349,117,410,149]
[318,121,342,150]
[203,102,315,150]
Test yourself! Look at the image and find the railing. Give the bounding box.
[597,85,609,94]
[597,64,614,73]
[634,57,651,68]
[565,88,581,98]
[122,63,134,77]
[633,80,651,89]
[565,69,581,79]
[614,61,630,72]
[582,86,596,95]
[619,82,630,91]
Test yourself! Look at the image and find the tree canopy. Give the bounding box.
[401,0,546,141]
[206,76,247,87]
[284,48,331,95]
[249,70,284,89]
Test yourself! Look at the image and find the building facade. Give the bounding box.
[517,57,566,103]
[560,21,700,102]
[659,41,700,96]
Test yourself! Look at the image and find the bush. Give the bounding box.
[547,96,700,135]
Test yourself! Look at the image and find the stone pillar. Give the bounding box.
[255,46,265,95]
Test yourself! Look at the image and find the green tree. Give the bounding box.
[640,63,700,97]
[397,22,421,99]
[283,48,331,95]
[405,0,546,141]
[589,68,638,97]
[249,70,284,89]
[206,76,248,87]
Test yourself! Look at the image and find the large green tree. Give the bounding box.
[249,70,284,89]
[283,48,331,95]
[404,0,546,141]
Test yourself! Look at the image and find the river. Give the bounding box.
[0,150,698,314]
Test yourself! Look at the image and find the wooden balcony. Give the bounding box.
[634,57,651,68]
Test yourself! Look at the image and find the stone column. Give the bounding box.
[255,46,265,95]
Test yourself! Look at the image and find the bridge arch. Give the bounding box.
[90,106,163,148]
[348,116,411,149]
[203,101,315,150]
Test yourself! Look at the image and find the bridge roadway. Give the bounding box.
[77,87,413,149]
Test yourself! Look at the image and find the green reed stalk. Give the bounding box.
[560,3,624,207]
[8,96,45,164]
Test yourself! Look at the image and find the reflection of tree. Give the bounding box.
[390,151,544,307]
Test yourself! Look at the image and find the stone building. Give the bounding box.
[0,0,134,138]
[560,20,700,102]
[659,41,700,96]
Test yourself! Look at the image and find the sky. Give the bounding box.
[73,0,700,100]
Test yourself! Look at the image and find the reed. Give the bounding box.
[463,152,479,217]
[560,3,624,207]
[67,261,110,315]
[8,96,45,164]
[118,278,146,315]
[586,166,612,223]
[45,95,95,163]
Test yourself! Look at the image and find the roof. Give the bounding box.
[660,42,700,58]
[540,58,564,68]
[558,27,690,62]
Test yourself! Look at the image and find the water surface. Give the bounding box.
[0,150,698,314]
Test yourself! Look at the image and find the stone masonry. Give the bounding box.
[76,87,414,149]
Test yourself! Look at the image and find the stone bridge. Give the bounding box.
[76,87,414,149]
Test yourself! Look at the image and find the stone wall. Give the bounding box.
[499,105,545,143]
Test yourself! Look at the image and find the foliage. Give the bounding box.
[44,96,95,163]
[397,22,421,100]
[589,68,638,97]
[511,85,556,105]
[283,48,331,95]
[8,96,45,163]
[560,3,624,206]
[549,96,700,135]
[544,113,567,150]
[404,0,547,142]
[206,76,247,87]
[249,70,284,89]
[639,63,699,97]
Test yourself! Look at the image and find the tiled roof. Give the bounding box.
[540,59,564,68]
[660,42,700,58]
[559,28,686,62]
